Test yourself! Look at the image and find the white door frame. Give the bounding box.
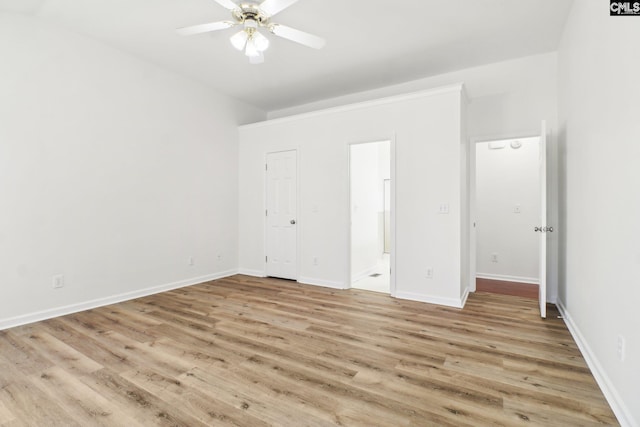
[347,136,396,296]
[468,131,544,294]
[264,149,300,280]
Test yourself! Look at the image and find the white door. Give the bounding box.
[266,150,297,280]
[538,121,547,318]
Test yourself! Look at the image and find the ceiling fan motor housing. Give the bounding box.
[232,4,270,26]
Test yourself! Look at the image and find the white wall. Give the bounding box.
[269,52,559,302]
[350,141,388,282]
[557,2,640,426]
[0,13,265,328]
[239,86,468,307]
[268,53,557,138]
[476,138,540,283]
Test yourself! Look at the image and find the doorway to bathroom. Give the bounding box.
[349,140,391,294]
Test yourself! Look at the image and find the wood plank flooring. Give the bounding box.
[0,275,618,426]
[476,278,539,299]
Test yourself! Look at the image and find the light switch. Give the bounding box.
[439,204,449,214]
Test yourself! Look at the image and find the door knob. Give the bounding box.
[290,219,296,225]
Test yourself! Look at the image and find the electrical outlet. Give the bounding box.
[426,267,433,279]
[514,204,522,213]
[188,256,194,266]
[52,274,64,289]
[438,204,449,214]
[617,335,626,362]
[313,257,318,266]
[491,253,499,263]
[217,253,223,261]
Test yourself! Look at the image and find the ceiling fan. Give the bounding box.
[177,0,325,64]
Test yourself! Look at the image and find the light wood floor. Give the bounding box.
[0,275,618,426]
[476,278,539,299]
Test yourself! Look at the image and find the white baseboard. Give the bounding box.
[0,270,238,331]
[237,268,266,277]
[476,273,539,284]
[460,287,470,308]
[395,291,466,309]
[298,276,346,290]
[557,299,637,427]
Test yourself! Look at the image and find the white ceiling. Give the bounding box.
[1,0,573,112]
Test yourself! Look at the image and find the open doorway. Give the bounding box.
[475,137,541,299]
[349,140,391,294]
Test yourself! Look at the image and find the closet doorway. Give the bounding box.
[473,134,546,313]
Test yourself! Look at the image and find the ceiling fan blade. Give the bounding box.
[213,0,239,11]
[259,0,300,16]
[249,52,265,65]
[176,21,235,36]
[269,24,325,49]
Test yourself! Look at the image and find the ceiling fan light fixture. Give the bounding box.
[253,31,270,52]
[244,37,260,57]
[249,51,265,64]
[230,30,248,50]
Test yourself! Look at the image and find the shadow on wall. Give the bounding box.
[556,124,568,303]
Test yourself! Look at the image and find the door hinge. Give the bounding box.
[265,256,268,262]
[265,209,268,216]
[265,163,268,171]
